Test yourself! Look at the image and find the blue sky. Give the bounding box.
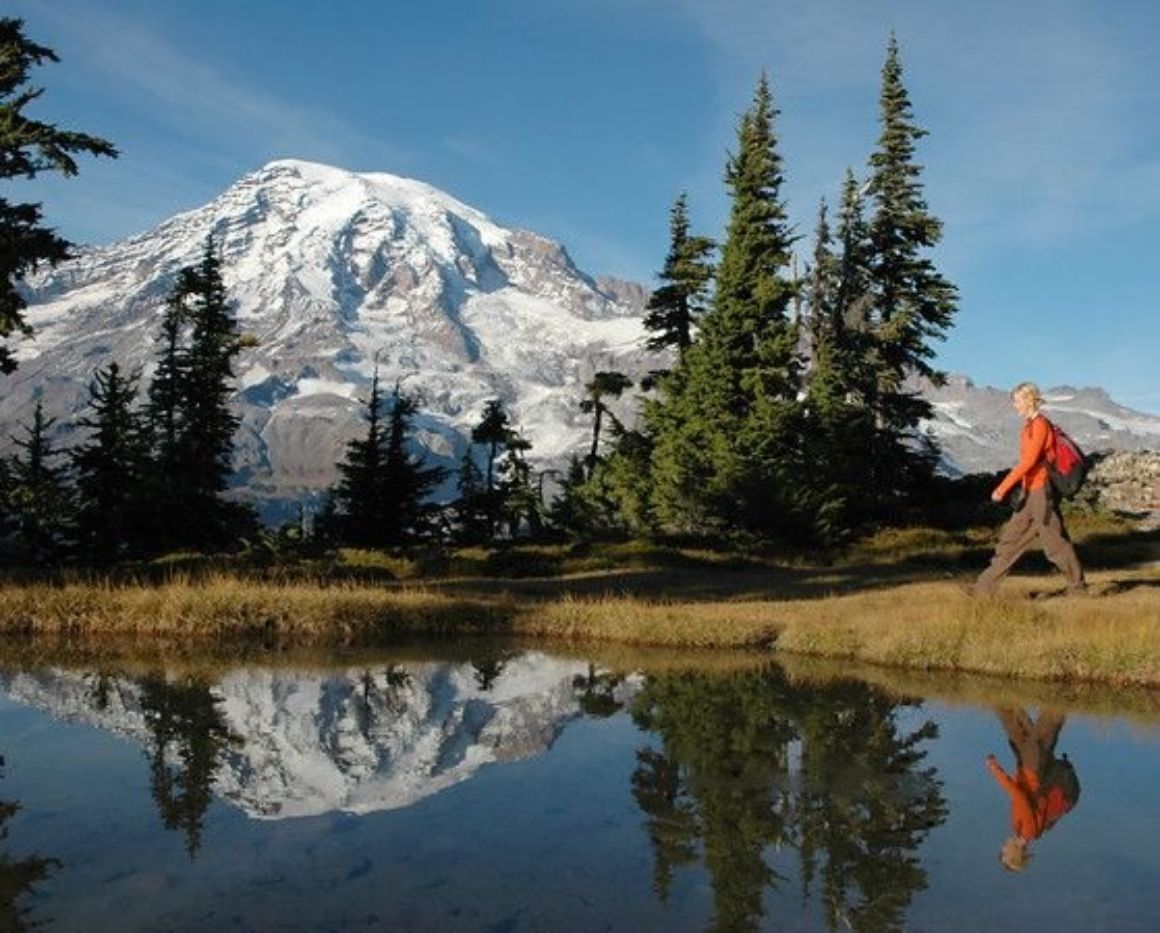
[9,0,1160,412]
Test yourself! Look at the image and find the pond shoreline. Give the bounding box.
[1,563,1158,688]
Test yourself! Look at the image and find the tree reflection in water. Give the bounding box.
[630,665,947,933]
[573,663,624,719]
[1,753,60,932]
[137,675,237,859]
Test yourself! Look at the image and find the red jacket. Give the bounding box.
[995,414,1053,500]
[987,759,1072,840]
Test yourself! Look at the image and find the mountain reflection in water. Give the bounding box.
[1,650,1158,932]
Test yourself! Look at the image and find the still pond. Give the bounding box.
[2,645,1160,932]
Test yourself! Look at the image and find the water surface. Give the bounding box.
[2,647,1159,931]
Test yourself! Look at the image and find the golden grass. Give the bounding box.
[0,575,515,643]
[768,574,1160,686]
[2,567,1157,686]
[2,515,1157,688]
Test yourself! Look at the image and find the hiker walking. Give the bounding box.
[985,706,1080,872]
[968,382,1085,597]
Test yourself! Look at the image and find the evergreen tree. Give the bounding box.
[142,237,252,551]
[580,370,633,473]
[834,169,877,401]
[590,424,656,535]
[144,282,189,516]
[642,192,715,357]
[177,238,247,544]
[450,449,489,545]
[805,199,844,410]
[471,399,510,494]
[497,429,540,537]
[546,454,598,536]
[332,370,388,547]
[71,362,148,560]
[649,73,805,538]
[0,457,12,542]
[0,17,117,374]
[865,36,957,466]
[5,401,71,562]
[378,383,446,544]
[139,674,234,859]
[332,376,446,547]
[712,72,800,403]
[470,399,511,535]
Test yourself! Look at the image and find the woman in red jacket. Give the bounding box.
[968,382,1086,597]
[986,706,1080,872]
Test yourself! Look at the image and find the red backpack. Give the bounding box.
[1045,419,1089,498]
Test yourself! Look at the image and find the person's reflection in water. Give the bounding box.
[985,707,1080,872]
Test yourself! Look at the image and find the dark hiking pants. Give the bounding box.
[974,486,1085,595]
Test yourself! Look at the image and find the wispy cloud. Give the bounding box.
[661,0,1160,253]
[27,1,411,173]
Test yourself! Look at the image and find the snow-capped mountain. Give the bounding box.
[2,158,1157,519]
[918,375,1160,476]
[3,159,652,519]
[0,655,638,819]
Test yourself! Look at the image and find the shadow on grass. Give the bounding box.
[424,524,1159,605]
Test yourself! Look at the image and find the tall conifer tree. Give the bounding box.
[179,239,243,519]
[649,73,804,536]
[5,400,71,561]
[470,398,512,535]
[72,362,148,559]
[333,376,445,546]
[805,199,843,411]
[642,193,715,357]
[865,35,957,435]
[451,449,489,544]
[802,196,878,541]
[0,18,117,374]
[834,169,878,406]
[580,370,633,474]
[333,370,388,547]
[378,383,446,543]
[142,237,251,551]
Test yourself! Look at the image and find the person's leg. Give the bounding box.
[975,500,1038,595]
[1032,710,1066,756]
[995,707,1037,768]
[1036,495,1086,592]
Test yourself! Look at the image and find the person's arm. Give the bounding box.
[993,417,1050,500]
[985,754,1018,793]
[987,756,1038,838]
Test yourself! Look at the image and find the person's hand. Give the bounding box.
[985,754,999,770]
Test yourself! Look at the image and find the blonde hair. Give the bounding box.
[999,837,1032,873]
[1011,382,1043,408]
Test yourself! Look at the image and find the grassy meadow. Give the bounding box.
[1,510,1157,687]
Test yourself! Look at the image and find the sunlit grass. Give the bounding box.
[1,515,1156,686]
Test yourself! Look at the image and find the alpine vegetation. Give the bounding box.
[569,39,958,546]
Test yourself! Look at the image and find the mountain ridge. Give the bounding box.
[3,159,1158,519]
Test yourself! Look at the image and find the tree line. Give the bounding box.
[555,37,957,545]
[1,17,962,564]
